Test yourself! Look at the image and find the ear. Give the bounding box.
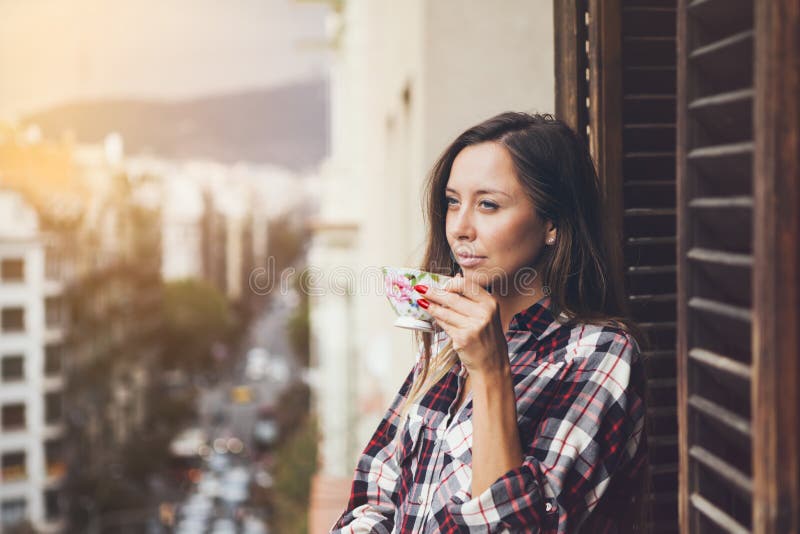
[545,220,557,239]
[544,220,558,245]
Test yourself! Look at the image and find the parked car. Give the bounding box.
[252,407,279,449]
[245,347,270,381]
[230,385,253,404]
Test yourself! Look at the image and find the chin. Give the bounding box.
[460,267,501,291]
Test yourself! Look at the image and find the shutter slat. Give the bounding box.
[687,196,753,209]
[688,141,753,160]
[688,395,752,439]
[625,179,675,186]
[650,435,680,447]
[689,29,754,66]
[650,378,678,388]
[623,123,675,128]
[625,207,677,216]
[628,265,677,274]
[689,88,753,138]
[688,348,751,381]
[643,350,676,359]
[628,293,677,303]
[689,445,753,497]
[688,143,753,189]
[626,151,676,158]
[651,462,680,475]
[689,88,753,110]
[689,493,750,534]
[649,491,679,503]
[687,0,753,35]
[628,236,676,245]
[688,297,752,322]
[687,247,753,267]
[624,94,675,100]
[639,321,678,330]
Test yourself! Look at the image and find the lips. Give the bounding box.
[455,252,487,267]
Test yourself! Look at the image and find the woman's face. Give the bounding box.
[445,142,554,292]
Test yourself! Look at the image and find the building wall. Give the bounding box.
[0,191,63,532]
[309,1,554,530]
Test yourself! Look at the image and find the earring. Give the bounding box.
[546,236,556,245]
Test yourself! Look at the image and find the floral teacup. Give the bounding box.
[382,266,452,332]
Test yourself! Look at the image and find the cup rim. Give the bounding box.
[381,266,452,279]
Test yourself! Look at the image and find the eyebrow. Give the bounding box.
[445,187,511,198]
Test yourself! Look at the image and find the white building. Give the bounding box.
[125,156,308,298]
[0,190,65,532]
[308,1,555,530]
[161,176,206,282]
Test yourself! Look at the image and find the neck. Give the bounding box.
[493,278,548,333]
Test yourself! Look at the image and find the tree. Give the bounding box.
[268,215,309,274]
[287,270,311,368]
[161,278,232,374]
[271,416,318,534]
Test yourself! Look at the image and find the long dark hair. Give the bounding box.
[400,110,645,409]
[423,111,635,324]
[399,111,649,530]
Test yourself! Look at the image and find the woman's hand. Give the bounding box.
[416,274,509,375]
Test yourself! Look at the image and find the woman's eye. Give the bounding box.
[480,200,499,210]
[445,196,459,207]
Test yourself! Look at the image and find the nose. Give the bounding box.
[448,205,476,242]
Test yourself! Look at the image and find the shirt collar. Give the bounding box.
[507,295,563,340]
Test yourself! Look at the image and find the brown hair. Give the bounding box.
[400,111,643,417]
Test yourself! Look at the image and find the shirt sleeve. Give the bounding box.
[329,361,420,533]
[442,327,647,533]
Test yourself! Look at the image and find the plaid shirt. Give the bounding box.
[331,298,647,533]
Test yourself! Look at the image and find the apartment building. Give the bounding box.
[0,190,64,532]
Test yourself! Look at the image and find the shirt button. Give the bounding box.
[545,502,554,513]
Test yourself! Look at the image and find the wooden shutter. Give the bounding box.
[677,0,800,532]
[676,0,756,531]
[557,1,800,532]
[555,1,680,532]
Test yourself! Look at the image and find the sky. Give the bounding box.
[0,0,330,121]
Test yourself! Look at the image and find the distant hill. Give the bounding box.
[22,79,329,171]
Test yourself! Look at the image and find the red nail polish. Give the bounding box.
[418,298,430,309]
[414,284,429,294]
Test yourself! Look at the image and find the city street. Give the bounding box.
[167,293,299,533]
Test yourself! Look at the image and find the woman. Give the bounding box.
[331,112,648,533]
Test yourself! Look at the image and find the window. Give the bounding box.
[1,451,26,481]
[44,489,60,521]
[1,355,24,382]
[45,250,62,280]
[0,258,24,282]
[44,440,64,478]
[45,297,63,329]
[44,393,62,425]
[1,403,25,431]
[1,307,24,332]
[0,498,26,526]
[44,345,62,376]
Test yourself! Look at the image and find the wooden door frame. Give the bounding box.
[553,0,626,306]
[554,0,588,135]
[752,0,800,532]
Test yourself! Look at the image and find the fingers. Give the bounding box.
[426,301,465,330]
[447,273,496,303]
[417,287,474,319]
